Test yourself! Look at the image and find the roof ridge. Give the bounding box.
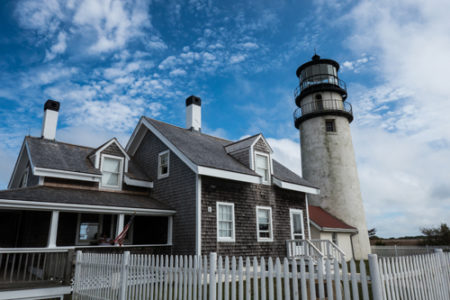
[26,136,95,150]
[224,133,261,147]
[144,116,232,143]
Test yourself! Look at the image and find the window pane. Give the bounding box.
[103,173,119,186]
[79,222,99,241]
[293,213,303,234]
[258,209,269,223]
[256,155,268,168]
[103,158,120,172]
[219,205,232,222]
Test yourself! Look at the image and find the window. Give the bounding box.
[217,202,235,242]
[158,150,170,179]
[290,209,305,240]
[255,153,270,183]
[256,206,273,242]
[101,155,123,189]
[20,168,29,188]
[332,232,338,245]
[77,214,102,245]
[325,119,336,132]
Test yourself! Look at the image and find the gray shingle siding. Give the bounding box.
[254,138,271,153]
[101,143,125,157]
[201,176,309,258]
[133,130,197,255]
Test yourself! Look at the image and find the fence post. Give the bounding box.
[63,249,75,285]
[119,251,130,300]
[73,251,83,295]
[209,252,217,300]
[368,254,383,300]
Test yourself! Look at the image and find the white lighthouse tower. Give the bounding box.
[294,54,371,259]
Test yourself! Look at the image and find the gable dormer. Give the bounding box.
[89,138,130,190]
[226,134,273,184]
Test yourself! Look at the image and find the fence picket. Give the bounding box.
[349,259,359,300]
[359,259,369,300]
[231,256,236,300]
[291,259,298,300]
[317,257,325,300]
[308,259,316,300]
[283,258,290,300]
[224,256,230,300]
[253,257,259,300]
[341,257,350,300]
[275,258,282,300]
[325,258,333,300]
[267,257,274,300]
[238,257,244,300]
[203,255,208,300]
[246,257,251,300]
[260,257,266,300]
[334,259,342,300]
[217,256,222,300]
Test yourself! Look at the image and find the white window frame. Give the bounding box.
[256,206,273,242]
[254,151,271,184]
[158,150,170,179]
[100,154,124,190]
[216,202,235,242]
[289,209,305,240]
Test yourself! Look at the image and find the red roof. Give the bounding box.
[308,206,357,231]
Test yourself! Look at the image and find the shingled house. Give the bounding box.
[0,97,357,259]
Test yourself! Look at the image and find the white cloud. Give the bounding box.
[267,138,302,176]
[169,69,187,77]
[342,0,450,236]
[15,0,155,57]
[45,31,67,61]
[229,54,246,64]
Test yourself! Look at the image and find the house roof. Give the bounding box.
[0,186,172,211]
[308,205,357,232]
[25,136,150,181]
[26,136,101,175]
[143,117,316,188]
[144,117,258,176]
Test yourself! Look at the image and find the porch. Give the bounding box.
[286,239,346,262]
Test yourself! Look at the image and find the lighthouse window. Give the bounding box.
[325,120,336,132]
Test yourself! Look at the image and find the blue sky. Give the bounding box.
[0,0,449,237]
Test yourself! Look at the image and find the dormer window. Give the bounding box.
[255,153,270,184]
[20,168,29,188]
[158,150,170,179]
[100,155,123,189]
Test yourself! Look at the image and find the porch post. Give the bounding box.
[116,214,125,237]
[47,210,59,248]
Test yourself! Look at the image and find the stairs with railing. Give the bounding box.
[286,239,346,268]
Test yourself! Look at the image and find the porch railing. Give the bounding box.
[0,248,73,288]
[309,239,346,262]
[286,239,324,261]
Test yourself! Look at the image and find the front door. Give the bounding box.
[289,209,305,256]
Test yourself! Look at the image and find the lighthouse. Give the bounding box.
[294,54,371,259]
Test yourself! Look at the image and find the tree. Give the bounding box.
[368,228,378,240]
[420,223,450,245]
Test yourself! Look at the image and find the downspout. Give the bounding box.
[305,194,311,240]
[196,175,202,257]
[350,231,357,260]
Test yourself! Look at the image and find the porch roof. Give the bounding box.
[0,186,174,215]
[308,205,357,233]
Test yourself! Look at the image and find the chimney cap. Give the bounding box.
[44,99,60,112]
[186,95,201,107]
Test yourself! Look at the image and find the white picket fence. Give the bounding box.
[378,250,450,300]
[72,250,450,300]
